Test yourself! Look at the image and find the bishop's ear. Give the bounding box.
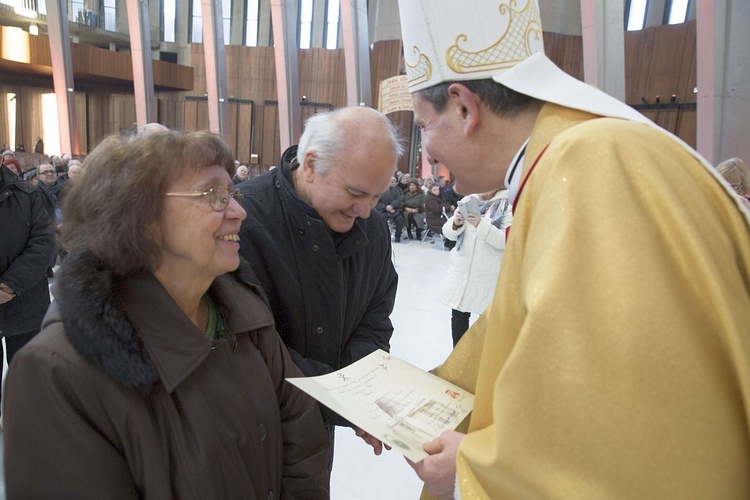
[448,83,481,137]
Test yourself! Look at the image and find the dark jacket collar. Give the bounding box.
[53,250,273,395]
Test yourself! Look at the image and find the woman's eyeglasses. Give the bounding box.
[165,186,244,212]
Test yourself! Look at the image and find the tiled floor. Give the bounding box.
[330,237,462,499]
[0,236,461,499]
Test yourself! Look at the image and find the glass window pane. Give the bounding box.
[224,19,230,44]
[325,22,337,49]
[245,0,259,46]
[38,0,46,16]
[300,22,311,49]
[327,0,340,22]
[246,23,258,46]
[626,0,647,31]
[192,16,203,43]
[300,0,313,22]
[163,0,176,42]
[668,0,689,24]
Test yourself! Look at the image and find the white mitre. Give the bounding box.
[397,0,649,124]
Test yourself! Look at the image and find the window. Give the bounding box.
[325,0,340,49]
[103,0,116,31]
[6,93,16,151]
[299,0,313,49]
[162,0,176,42]
[667,0,689,25]
[41,93,60,157]
[245,0,259,46]
[191,0,202,43]
[70,0,85,24]
[626,0,648,31]
[222,0,231,45]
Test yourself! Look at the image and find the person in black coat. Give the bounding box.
[375,177,405,242]
[0,163,56,410]
[237,107,401,462]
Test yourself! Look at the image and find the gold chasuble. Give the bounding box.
[435,104,750,498]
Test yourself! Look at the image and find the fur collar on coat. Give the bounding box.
[53,250,267,396]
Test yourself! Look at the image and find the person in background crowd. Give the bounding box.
[2,150,21,176]
[424,183,454,248]
[3,129,330,498]
[66,162,83,181]
[34,136,44,154]
[397,172,412,192]
[0,155,55,417]
[438,189,512,345]
[402,178,425,240]
[36,163,62,213]
[233,164,249,185]
[398,0,750,497]
[237,106,401,464]
[376,177,405,243]
[717,157,750,209]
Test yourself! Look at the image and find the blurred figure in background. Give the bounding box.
[717,157,750,209]
[438,189,512,345]
[233,164,249,185]
[0,153,55,416]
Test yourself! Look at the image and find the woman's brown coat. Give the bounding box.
[3,251,330,499]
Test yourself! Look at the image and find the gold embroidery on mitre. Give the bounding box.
[446,0,542,74]
[405,46,433,87]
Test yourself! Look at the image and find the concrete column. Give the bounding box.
[311,0,325,48]
[201,0,231,141]
[126,0,157,127]
[696,1,750,164]
[340,0,370,106]
[176,0,190,64]
[231,0,245,45]
[46,0,79,154]
[270,0,301,149]
[257,0,271,46]
[580,0,625,100]
[368,0,400,43]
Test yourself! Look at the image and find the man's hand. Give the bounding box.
[0,283,16,304]
[407,430,465,499]
[354,427,391,455]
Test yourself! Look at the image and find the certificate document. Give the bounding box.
[287,350,474,462]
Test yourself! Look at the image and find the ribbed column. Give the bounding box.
[126,0,156,128]
[201,0,231,142]
[270,0,301,150]
[580,0,625,101]
[341,0,371,106]
[45,0,79,154]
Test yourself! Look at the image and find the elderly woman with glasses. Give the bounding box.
[3,130,330,498]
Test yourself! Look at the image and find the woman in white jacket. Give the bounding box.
[438,189,513,346]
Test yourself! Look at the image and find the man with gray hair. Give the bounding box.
[397,0,750,498]
[237,106,402,461]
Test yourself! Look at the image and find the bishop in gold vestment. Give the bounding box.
[438,103,750,498]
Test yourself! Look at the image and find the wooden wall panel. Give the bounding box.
[111,94,136,135]
[625,21,696,104]
[298,48,347,107]
[543,32,584,80]
[260,104,279,170]
[75,91,87,152]
[676,109,696,147]
[370,40,403,112]
[234,102,253,163]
